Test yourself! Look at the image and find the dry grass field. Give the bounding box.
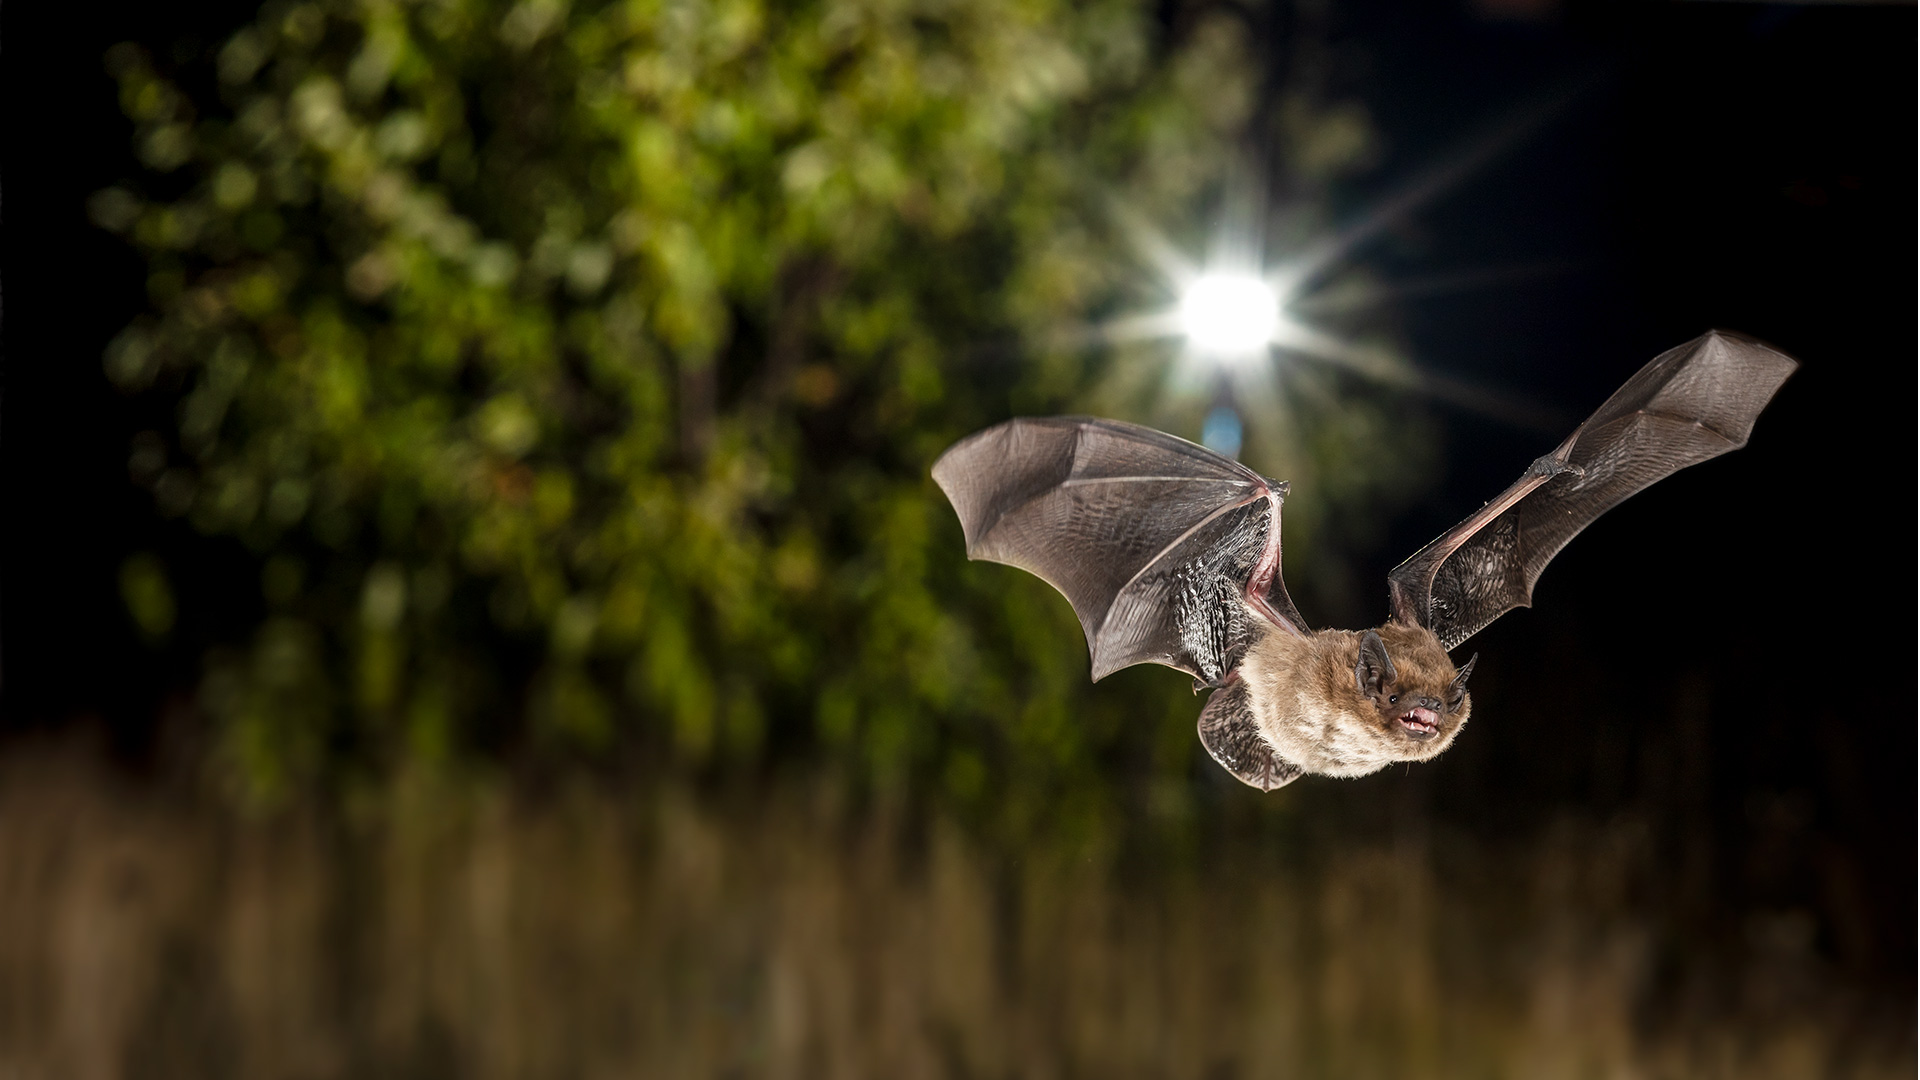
[0,743,1907,1080]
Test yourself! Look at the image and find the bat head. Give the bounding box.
[1352,624,1475,759]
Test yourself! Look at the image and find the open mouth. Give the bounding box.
[1397,707,1440,739]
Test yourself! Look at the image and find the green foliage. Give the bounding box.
[98,0,1415,824]
[119,552,178,642]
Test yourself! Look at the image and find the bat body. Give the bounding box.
[933,331,1798,791]
[1232,622,1469,784]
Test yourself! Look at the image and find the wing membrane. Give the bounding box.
[934,417,1304,684]
[1388,330,1798,649]
[1197,678,1303,791]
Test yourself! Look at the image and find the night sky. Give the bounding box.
[1326,1,1915,991]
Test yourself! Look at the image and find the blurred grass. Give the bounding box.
[0,742,1905,1080]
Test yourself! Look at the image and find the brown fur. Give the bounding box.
[1239,620,1472,779]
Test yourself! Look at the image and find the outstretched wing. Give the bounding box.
[933,417,1306,685]
[1388,330,1798,650]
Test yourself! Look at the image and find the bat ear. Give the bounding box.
[1447,653,1478,710]
[1354,630,1396,699]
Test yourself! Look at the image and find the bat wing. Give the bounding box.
[933,417,1307,685]
[1388,330,1798,650]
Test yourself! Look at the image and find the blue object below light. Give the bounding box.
[1202,406,1243,460]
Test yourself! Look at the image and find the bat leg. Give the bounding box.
[1197,677,1302,791]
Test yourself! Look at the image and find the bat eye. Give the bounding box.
[1388,694,1398,704]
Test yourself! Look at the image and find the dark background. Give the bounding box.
[1339,1,1916,995]
[4,0,1913,1004]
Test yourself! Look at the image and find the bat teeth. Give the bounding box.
[1396,707,1441,739]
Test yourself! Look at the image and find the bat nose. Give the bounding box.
[1415,695,1442,711]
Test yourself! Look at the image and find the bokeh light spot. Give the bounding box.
[1202,406,1243,459]
[1179,274,1278,355]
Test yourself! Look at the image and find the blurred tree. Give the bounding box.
[97,0,1410,828]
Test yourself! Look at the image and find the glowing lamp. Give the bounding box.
[1179,274,1279,355]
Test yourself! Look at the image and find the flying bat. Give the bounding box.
[932,331,1797,790]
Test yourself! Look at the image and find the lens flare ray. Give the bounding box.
[1073,86,1589,432]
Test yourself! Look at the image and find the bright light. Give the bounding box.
[1179,273,1280,355]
